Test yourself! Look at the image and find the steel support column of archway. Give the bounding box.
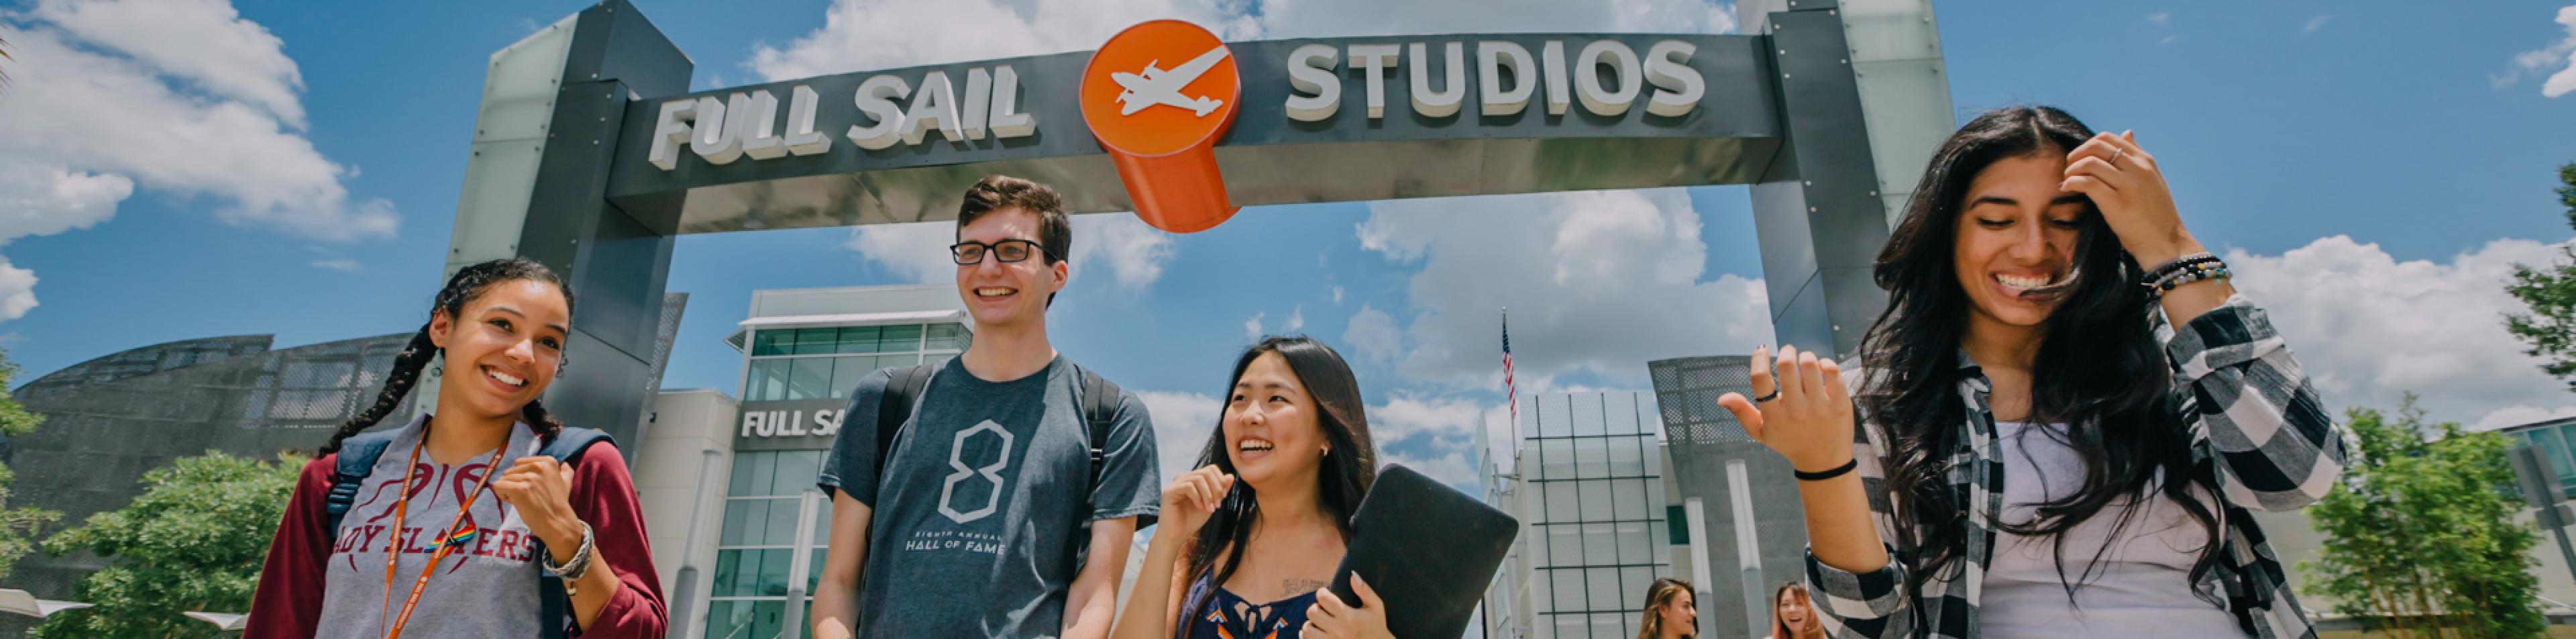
[434,0,690,454]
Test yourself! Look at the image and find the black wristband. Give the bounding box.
[1792,458,1859,481]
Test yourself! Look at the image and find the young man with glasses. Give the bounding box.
[812,175,1161,639]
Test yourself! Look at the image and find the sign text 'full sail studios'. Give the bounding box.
[638,32,1718,232]
[647,37,1709,162]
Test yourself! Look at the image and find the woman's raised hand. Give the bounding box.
[1716,345,1857,474]
[1160,464,1235,536]
[2061,130,2201,266]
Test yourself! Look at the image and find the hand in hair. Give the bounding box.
[1717,345,1856,473]
[492,455,584,554]
[1160,465,1235,538]
[2059,130,2202,266]
[1303,573,1392,639]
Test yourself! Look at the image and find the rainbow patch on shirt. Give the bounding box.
[442,527,479,549]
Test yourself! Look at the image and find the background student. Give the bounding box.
[1719,105,2342,638]
[811,175,1161,639]
[1764,582,1821,639]
[1110,336,1398,639]
[1636,578,1697,639]
[244,258,665,638]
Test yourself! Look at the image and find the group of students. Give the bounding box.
[233,104,2340,639]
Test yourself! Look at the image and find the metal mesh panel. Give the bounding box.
[1646,356,1755,444]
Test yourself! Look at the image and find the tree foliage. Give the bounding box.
[0,348,60,580]
[2504,162,2576,388]
[30,451,303,638]
[2300,397,2545,638]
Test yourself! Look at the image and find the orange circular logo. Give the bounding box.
[1081,20,1242,157]
[1080,20,1244,233]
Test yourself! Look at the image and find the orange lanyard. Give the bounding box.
[376,429,511,639]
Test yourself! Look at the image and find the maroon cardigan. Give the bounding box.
[242,443,667,638]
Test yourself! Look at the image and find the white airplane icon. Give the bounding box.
[1110,46,1231,117]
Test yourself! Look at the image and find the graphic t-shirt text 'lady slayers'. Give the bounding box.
[313,415,544,638]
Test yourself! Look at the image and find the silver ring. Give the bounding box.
[2110,147,2127,166]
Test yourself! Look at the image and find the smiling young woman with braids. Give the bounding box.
[244,258,666,638]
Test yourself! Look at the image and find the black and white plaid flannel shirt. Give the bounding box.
[1805,295,2345,639]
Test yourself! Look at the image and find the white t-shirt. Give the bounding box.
[1980,421,2244,638]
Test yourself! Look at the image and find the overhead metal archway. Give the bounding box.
[432,0,1943,477]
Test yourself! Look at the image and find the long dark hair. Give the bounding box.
[1638,577,1695,639]
[319,258,578,455]
[1181,336,1377,625]
[1862,105,2218,603]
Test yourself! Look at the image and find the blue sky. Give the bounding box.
[5,0,2575,485]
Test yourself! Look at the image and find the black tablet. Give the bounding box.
[1327,462,1520,639]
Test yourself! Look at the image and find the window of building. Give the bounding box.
[1514,392,1670,639]
[706,450,832,639]
[742,323,969,402]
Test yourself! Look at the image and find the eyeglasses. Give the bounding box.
[950,239,1055,265]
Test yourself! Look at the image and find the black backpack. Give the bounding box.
[869,362,1127,571]
[324,426,614,639]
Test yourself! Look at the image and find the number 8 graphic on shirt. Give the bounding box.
[938,421,1014,524]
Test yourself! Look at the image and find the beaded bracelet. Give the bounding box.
[2149,261,2230,300]
[2141,251,2220,285]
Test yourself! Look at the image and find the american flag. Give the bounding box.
[1502,309,1516,428]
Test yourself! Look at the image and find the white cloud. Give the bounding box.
[2148,11,2171,26]
[1285,305,1305,332]
[30,0,305,126]
[0,158,131,242]
[749,0,1736,86]
[1137,389,1226,483]
[1331,285,1346,305]
[1354,189,1773,391]
[845,213,1175,289]
[1243,312,1266,341]
[0,261,36,322]
[749,0,1261,81]
[2302,14,2329,34]
[2,8,392,241]
[0,2,390,322]
[2226,235,2576,430]
[311,258,361,272]
[1079,213,1176,288]
[2514,5,2576,97]
[1342,305,1402,364]
[1254,0,1734,39]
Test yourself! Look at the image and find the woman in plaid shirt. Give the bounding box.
[1717,106,2343,638]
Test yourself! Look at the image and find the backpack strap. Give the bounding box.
[1077,367,1122,491]
[321,430,403,535]
[532,426,614,639]
[873,364,937,484]
[1068,366,1125,575]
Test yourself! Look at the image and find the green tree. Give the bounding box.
[0,348,62,579]
[31,451,303,638]
[2505,162,2576,387]
[2300,397,2545,638]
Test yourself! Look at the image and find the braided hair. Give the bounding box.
[319,258,578,455]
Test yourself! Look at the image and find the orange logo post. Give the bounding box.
[1080,20,1243,234]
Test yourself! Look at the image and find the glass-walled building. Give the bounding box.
[1485,391,1684,639]
[2507,415,2576,498]
[737,322,968,403]
[641,283,970,639]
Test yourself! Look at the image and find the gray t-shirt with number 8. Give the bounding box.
[818,356,1161,639]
